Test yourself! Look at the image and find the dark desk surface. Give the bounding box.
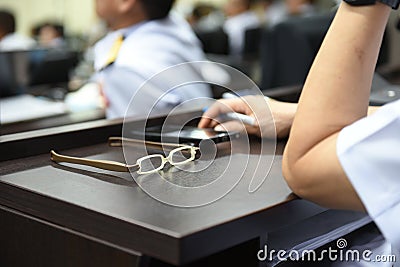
[0,108,105,136]
[0,111,367,266]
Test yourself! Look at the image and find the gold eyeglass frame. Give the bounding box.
[50,137,199,175]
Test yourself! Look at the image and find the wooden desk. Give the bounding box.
[0,111,368,267]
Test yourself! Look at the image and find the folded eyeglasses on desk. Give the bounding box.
[51,137,200,175]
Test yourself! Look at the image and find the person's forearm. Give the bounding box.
[286,2,391,163]
[281,2,390,210]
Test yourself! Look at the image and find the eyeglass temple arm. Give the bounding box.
[50,150,138,172]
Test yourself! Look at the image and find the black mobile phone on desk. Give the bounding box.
[131,125,240,145]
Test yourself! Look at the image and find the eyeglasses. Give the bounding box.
[50,137,199,175]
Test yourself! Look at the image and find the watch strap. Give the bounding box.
[344,0,399,8]
[377,0,400,9]
[343,0,375,5]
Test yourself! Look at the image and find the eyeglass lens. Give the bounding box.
[138,155,165,173]
[169,147,194,165]
[137,147,195,174]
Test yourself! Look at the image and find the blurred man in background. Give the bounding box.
[0,9,36,51]
[223,0,261,56]
[73,0,211,119]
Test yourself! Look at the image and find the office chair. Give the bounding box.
[195,27,230,55]
[243,26,263,60]
[260,12,335,92]
[29,49,79,87]
[260,11,390,102]
[0,50,33,98]
[0,52,18,98]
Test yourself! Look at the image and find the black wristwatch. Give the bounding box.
[344,0,399,9]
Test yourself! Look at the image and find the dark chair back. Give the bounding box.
[260,13,335,90]
[243,26,263,59]
[29,49,79,86]
[195,28,230,55]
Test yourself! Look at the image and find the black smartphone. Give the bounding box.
[131,125,239,145]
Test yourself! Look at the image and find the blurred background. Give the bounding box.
[1,0,399,134]
[1,0,398,62]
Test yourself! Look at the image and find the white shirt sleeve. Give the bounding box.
[93,17,212,119]
[337,99,400,249]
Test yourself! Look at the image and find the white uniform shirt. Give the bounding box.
[93,14,212,119]
[223,11,260,56]
[337,99,400,258]
[0,33,36,51]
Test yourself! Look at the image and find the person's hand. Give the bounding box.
[198,95,297,139]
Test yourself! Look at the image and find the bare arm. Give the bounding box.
[198,96,379,140]
[282,2,391,210]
